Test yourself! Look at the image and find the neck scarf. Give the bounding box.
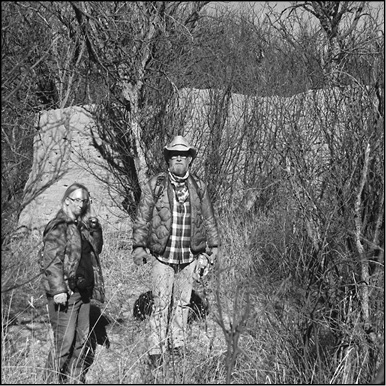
[168,170,189,203]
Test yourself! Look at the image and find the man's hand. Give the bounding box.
[53,293,68,305]
[132,247,149,266]
[209,247,219,265]
[193,253,210,282]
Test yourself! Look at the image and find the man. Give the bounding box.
[132,135,220,366]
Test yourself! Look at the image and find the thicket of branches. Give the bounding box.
[1,1,384,383]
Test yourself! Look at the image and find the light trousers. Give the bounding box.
[149,258,196,355]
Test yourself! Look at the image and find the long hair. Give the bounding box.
[61,182,91,222]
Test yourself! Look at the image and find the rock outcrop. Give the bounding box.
[17,86,369,233]
[17,105,130,233]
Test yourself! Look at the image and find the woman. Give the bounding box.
[40,182,105,384]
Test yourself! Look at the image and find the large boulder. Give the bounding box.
[17,105,130,234]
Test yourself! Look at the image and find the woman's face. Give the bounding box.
[65,188,89,219]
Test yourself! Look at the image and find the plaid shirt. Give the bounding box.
[158,190,193,265]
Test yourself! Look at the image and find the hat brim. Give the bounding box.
[164,147,197,161]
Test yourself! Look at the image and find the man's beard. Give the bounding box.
[170,164,188,176]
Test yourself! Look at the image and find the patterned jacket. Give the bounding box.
[40,209,105,302]
[133,172,220,255]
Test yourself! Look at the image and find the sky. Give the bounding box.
[205,1,384,30]
[207,1,292,15]
[207,1,384,16]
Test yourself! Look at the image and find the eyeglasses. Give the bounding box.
[67,197,90,205]
[170,153,189,159]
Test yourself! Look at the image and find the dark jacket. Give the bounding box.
[40,209,105,302]
[133,172,220,255]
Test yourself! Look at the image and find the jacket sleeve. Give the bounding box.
[42,222,68,296]
[200,180,220,248]
[132,179,156,249]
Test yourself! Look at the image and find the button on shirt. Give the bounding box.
[159,189,193,265]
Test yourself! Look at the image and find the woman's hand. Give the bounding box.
[53,293,68,305]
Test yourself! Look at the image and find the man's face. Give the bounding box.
[168,151,192,176]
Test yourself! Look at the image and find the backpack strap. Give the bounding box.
[153,174,166,202]
[189,174,203,201]
[152,173,202,202]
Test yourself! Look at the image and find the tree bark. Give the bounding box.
[354,142,371,329]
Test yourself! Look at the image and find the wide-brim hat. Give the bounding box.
[163,135,197,161]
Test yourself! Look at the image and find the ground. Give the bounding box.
[3,290,229,384]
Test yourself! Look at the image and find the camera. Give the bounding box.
[68,274,88,291]
[88,217,99,229]
[68,276,77,291]
[76,274,88,290]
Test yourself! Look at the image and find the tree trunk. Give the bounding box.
[354,142,371,330]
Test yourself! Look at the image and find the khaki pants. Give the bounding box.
[149,258,196,355]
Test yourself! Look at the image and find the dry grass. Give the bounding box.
[1,208,384,384]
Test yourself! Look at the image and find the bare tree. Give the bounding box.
[287,1,368,84]
[2,2,54,241]
[260,2,385,382]
[1,1,101,241]
[58,2,209,215]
